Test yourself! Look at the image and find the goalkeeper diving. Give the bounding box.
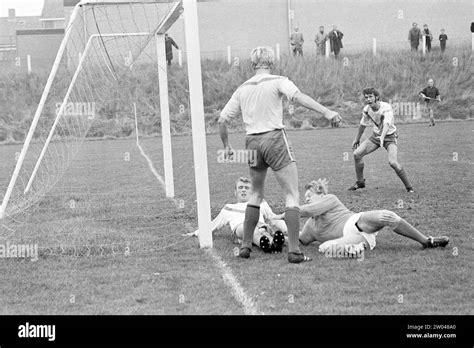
[276,178,449,256]
[185,177,287,253]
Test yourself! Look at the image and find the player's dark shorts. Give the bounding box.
[245,129,295,171]
[368,132,398,150]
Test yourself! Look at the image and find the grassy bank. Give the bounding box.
[0,45,472,142]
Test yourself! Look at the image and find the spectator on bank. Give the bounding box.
[439,29,448,53]
[314,26,328,56]
[290,26,304,57]
[328,25,343,59]
[422,24,433,52]
[408,22,422,51]
[165,34,179,66]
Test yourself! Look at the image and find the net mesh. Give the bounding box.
[0,1,201,257]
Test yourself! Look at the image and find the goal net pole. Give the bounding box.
[183,0,212,248]
[0,2,83,220]
[156,34,175,198]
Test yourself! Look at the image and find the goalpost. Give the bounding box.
[0,0,212,248]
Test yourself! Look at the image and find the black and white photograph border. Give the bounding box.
[0,0,472,346]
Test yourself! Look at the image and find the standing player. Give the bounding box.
[295,178,449,254]
[218,46,341,263]
[349,87,414,192]
[419,79,441,127]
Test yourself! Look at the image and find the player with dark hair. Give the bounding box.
[349,87,414,192]
[291,178,449,255]
[218,46,341,263]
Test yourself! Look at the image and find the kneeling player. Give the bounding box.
[297,179,449,255]
[187,177,287,253]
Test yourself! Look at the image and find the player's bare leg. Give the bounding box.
[356,210,449,248]
[239,167,267,258]
[349,139,378,190]
[387,144,414,192]
[274,162,311,262]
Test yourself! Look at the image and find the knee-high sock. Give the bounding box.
[242,204,260,249]
[392,166,412,188]
[394,218,428,245]
[355,161,364,182]
[285,207,301,253]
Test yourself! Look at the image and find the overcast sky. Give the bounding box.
[0,0,44,17]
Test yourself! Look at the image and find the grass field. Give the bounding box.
[0,120,472,315]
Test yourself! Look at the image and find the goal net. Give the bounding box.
[0,0,212,257]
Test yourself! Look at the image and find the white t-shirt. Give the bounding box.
[220,73,300,135]
[360,101,397,136]
[194,201,283,236]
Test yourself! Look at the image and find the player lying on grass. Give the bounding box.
[279,178,449,255]
[349,87,414,193]
[218,46,341,263]
[185,177,287,253]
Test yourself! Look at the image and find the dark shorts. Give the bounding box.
[368,132,398,150]
[245,129,295,171]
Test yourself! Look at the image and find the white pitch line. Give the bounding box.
[135,105,259,315]
[135,140,166,188]
[183,223,260,315]
[205,248,260,315]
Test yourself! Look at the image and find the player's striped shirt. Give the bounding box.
[300,194,354,242]
[220,73,300,135]
[194,201,281,235]
[360,101,397,136]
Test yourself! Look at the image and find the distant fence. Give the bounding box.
[0,34,470,74]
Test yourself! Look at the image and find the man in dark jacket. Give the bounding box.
[408,22,422,51]
[165,34,179,66]
[328,25,343,59]
[422,24,433,52]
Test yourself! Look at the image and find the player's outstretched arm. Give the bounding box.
[184,207,229,237]
[379,122,389,147]
[261,201,288,232]
[293,91,341,125]
[218,91,240,159]
[299,194,340,218]
[218,118,234,159]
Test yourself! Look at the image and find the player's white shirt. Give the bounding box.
[194,201,282,236]
[219,73,300,135]
[360,101,397,136]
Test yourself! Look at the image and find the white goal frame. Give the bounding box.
[0,0,213,248]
